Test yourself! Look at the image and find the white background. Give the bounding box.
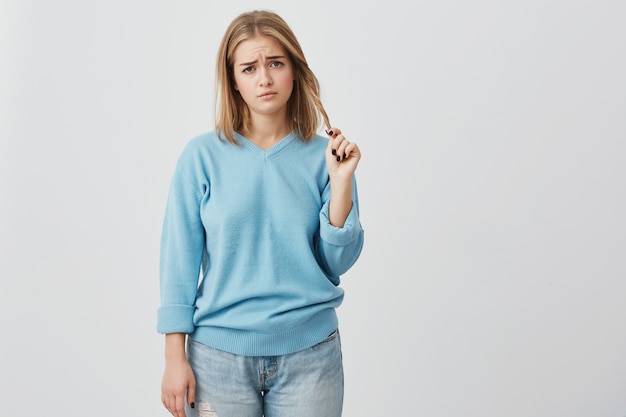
[1,1,625,416]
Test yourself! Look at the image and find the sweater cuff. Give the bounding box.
[157,305,196,334]
[319,200,362,246]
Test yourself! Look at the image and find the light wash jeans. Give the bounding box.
[185,329,344,417]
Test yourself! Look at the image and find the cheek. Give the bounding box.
[233,72,248,89]
[278,72,295,91]
[234,79,254,97]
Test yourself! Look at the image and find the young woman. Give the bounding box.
[158,10,364,417]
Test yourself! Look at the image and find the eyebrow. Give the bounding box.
[238,55,287,67]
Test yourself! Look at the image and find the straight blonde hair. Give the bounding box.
[214,10,331,144]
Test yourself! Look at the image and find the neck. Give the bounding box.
[241,114,292,150]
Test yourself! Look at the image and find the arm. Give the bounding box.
[326,127,361,227]
[328,177,353,228]
[158,147,207,416]
[315,128,365,280]
[161,333,196,417]
[157,161,206,335]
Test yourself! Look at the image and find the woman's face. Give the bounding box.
[232,35,295,120]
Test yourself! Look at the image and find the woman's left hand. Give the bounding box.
[325,127,361,180]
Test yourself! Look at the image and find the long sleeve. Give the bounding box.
[315,175,365,283]
[157,162,207,334]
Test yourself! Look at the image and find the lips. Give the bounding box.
[258,91,277,98]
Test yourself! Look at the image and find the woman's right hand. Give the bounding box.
[161,357,196,417]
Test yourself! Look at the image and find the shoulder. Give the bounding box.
[176,130,231,163]
[171,131,230,181]
[180,131,221,154]
[293,133,328,155]
[307,133,329,149]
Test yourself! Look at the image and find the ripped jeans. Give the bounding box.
[185,329,344,417]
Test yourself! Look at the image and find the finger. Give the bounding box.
[187,379,196,409]
[177,393,188,417]
[325,127,342,138]
[164,392,182,417]
[334,135,351,161]
[161,395,169,415]
[327,137,340,157]
[325,128,337,155]
[325,128,339,153]
[345,144,361,167]
[331,134,348,159]
[161,392,170,414]
[343,142,360,159]
[165,395,180,417]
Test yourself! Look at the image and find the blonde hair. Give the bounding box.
[214,10,331,144]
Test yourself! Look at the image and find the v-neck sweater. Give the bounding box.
[157,130,364,356]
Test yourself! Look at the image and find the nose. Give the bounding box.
[258,67,272,86]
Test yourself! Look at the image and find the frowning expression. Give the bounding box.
[232,35,295,119]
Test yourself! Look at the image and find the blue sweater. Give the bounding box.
[157,131,364,356]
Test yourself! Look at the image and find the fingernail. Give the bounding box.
[343,153,347,159]
[191,403,195,409]
[332,149,336,155]
[328,130,334,136]
[336,155,341,161]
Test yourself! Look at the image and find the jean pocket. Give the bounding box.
[320,328,339,344]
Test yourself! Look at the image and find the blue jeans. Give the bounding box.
[185,329,344,417]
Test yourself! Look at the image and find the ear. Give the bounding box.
[234,84,239,91]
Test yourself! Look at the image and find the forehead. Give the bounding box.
[233,35,286,62]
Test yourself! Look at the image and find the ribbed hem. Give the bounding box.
[190,308,338,356]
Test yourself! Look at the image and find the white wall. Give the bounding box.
[1,1,625,416]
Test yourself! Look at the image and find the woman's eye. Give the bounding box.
[242,66,254,73]
[270,61,283,68]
